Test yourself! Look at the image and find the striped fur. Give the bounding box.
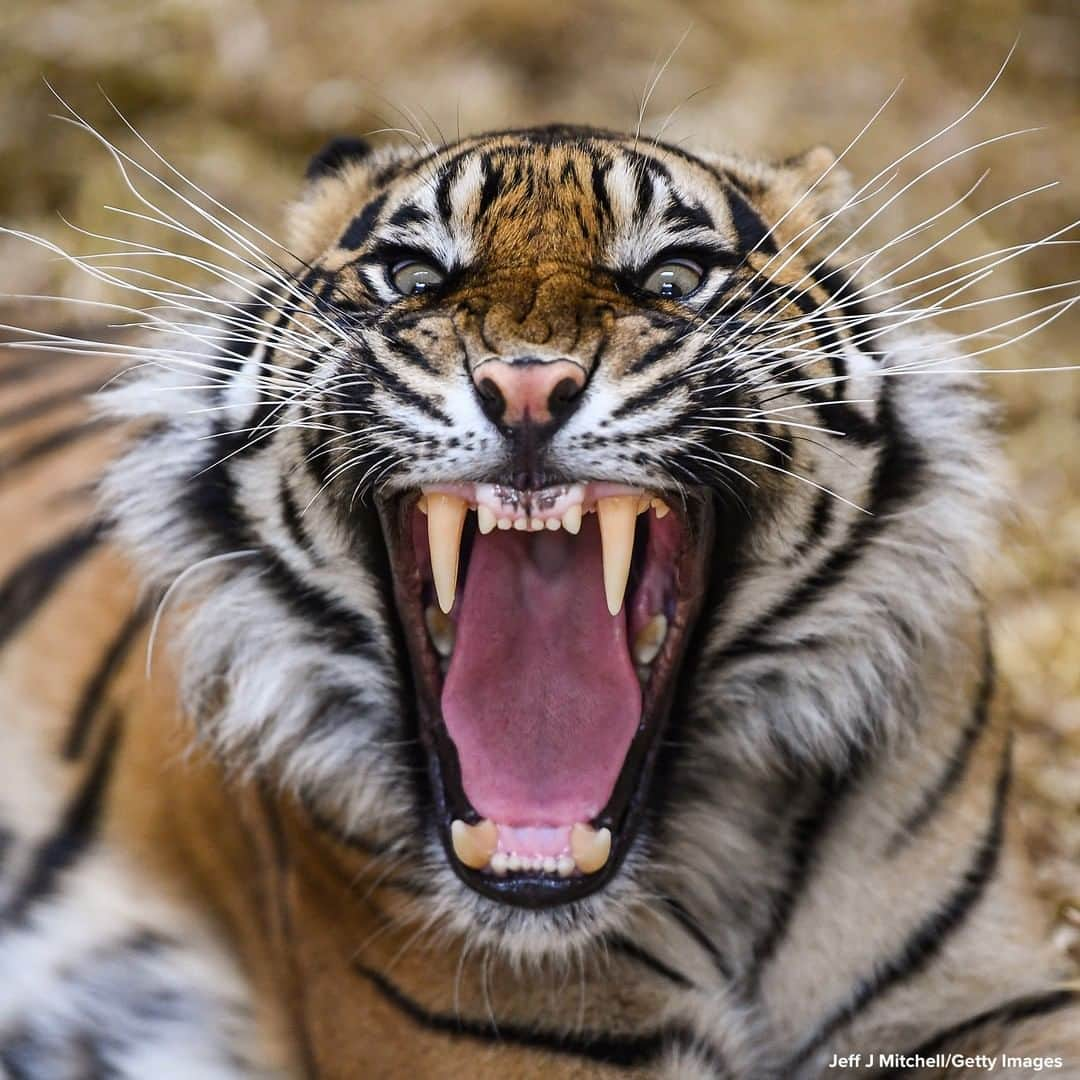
[0,126,1076,1077]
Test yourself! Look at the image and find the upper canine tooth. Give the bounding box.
[562,503,582,534]
[632,613,668,665]
[426,493,467,614]
[450,819,498,870]
[596,495,637,616]
[651,498,670,519]
[570,823,611,874]
[477,505,496,535]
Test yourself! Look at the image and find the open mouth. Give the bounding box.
[378,481,712,908]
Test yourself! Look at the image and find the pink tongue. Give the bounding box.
[441,515,641,826]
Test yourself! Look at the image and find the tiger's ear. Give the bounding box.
[288,137,381,261]
[777,145,853,220]
[304,137,373,181]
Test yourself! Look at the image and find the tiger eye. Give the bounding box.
[392,260,445,296]
[642,259,704,299]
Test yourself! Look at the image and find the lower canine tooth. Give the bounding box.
[424,605,456,657]
[632,613,668,666]
[451,819,497,870]
[596,495,637,616]
[570,824,612,874]
[477,505,496,534]
[426,492,467,614]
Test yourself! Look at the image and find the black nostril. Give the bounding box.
[548,376,583,421]
[476,376,506,424]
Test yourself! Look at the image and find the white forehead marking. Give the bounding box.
[398,163,475,268]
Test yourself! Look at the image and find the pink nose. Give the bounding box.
[472,358,586,428]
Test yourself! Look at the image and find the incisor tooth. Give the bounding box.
[570,824,612,874]
[497,517,512,530]
[513,518,528,531]
[477,505,496,535]
[562,503,582,535]
[427,493,467,614]
[450,819,497,870]
[556,855,575,877]
[545,518,561,531]
[632,613,668,666]
[596,495,637,615]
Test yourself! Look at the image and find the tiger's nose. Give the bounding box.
[472,358,586,430]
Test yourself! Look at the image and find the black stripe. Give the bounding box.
[340,194,388,250]
[0,352,62,387]
[717,388,917,663]
[387,202,431,230]
[590,157,613,221]
[746,765,857,990]
[435,156,467,221]
[0,376,109,430]
[0,827,12,875]
[279,477,315,559]
[791,488,834,560]
[62,604,151,760]
[2,719,121,926]
[607,934,697,989]
[261,549,381,659]
[0,521,104,649]
[876,988,1079,1078]
[785,744,1011,1070]
[886,626,994,853]
[723,181,778,256]
[0,416,115,483]
[662,895,732,980]
[353,963,730,1074]
[476,154,504,218]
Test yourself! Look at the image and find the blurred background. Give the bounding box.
[0,0,1076,937]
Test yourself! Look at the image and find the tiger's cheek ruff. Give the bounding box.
[98,360,415,842]
[685,330,1002,778]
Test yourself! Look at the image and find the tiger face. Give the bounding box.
[110,124,988,949]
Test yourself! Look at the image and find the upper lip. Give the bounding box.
[376,481,714,909]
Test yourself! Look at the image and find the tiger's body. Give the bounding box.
[0,124,1076,1078]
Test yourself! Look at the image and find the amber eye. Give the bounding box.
[641,258,704,299]
[391,260,445,296]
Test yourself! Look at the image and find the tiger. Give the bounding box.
[0,118,1077,1079]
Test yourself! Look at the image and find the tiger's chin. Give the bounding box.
[378,482,713,910]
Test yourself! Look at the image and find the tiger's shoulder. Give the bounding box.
[0,342,289,1078]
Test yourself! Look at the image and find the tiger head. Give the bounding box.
[105,126,993,953]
